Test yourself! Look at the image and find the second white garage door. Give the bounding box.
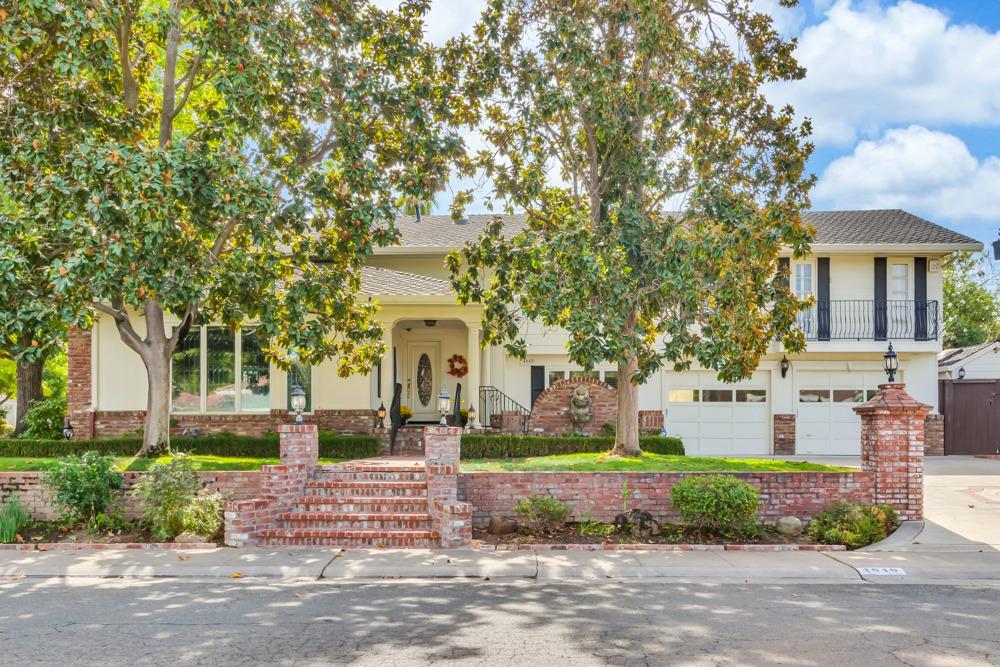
[666,371,771,456]
[796,370,901,456]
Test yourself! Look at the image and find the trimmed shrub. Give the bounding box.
[43,452,125,527]
[671,475,760,538]
[514,495,570,531]
[0,432,378,459]
[806,501,899,549]
[0,495,30,544]
[459,435,684,459]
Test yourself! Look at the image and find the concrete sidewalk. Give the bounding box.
[3,547,1000,584]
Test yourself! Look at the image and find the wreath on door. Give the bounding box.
[447,354,469,378]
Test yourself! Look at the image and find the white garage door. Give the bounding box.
[666,371,771,456]
[796,370,901,456]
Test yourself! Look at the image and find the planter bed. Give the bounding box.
[2,521,222,550]
[473,523,833,548]
[0,542,218,551]
[473,543,847,552]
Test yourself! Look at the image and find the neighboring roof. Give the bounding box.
[384,209,980,251]
[359,266,452,297]
[805,210,980,246]
[938,340,1000,370]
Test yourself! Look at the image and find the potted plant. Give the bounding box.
[399,406,413,426]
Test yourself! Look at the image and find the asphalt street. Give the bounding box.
[1,577,998,666]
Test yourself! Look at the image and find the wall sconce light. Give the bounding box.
[958,367,966,380]
[780,355,790,379]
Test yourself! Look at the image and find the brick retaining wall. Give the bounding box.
[85,409,376,438]
[458,470,875,528]
[0,470,261,521]
[528,377,618,435]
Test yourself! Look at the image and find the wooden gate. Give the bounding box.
[940,379,1000,455]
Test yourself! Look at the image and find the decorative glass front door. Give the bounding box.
[406,342,441,421]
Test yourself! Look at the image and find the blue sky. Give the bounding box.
[385,0,1000,248]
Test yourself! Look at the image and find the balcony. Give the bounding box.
[796,300,939,341]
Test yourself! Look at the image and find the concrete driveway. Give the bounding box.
[921,456,1000,551]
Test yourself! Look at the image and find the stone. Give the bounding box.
[775,516,802,536]
[174,531,211,543]
[487,516,518,536]
[569,385,593,428]
[613,509,661,540]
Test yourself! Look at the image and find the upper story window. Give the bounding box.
[171,326,271,413]
[793,263,812,298]
[890,263,909,300]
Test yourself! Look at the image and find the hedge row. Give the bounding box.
[0,432,379,460]
[458,435,684,459]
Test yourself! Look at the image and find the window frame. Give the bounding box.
[545,367,619,388]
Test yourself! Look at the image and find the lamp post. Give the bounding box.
[437,387,451,426]
[883,342,899,383]
[466,404,477,431]
[290,383,306,424]
[376,402,387,429]
[62,420,74,441]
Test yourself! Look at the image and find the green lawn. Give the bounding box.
[460,452,854,472]
[0,455,348,472]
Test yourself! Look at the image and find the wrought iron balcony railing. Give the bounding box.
[796,300,939,341]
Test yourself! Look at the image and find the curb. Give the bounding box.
[473,543,847,552]
[0,543,219,552]
[859,520,924,551]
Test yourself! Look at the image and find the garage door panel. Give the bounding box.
[795,371,886,456]
[667,371,770,456]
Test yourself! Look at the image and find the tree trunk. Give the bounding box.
[139,347,173,455]
[13,345,44,436]
[610,355,641,457]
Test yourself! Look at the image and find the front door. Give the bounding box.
[406,342,441,422]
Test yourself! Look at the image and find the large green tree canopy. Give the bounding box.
[943,252,1000,349]
[1,0,475,451]
[449,0,814,454]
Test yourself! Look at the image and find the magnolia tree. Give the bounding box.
[449,0,815,455]
[1,0,473,453]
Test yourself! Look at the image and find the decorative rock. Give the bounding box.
[775,516,803,536]
[174,531,211,543]
[487,517,518,536]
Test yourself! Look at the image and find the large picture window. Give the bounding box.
[171,326,271,413]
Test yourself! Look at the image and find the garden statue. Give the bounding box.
[569,384,593,428]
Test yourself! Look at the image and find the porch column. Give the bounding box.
[466,323,481,428]
[379,323,394,411]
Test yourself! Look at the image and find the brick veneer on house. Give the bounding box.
[458,470,874,527]
[224,424,317,547]
[66,326,94,439]
[924,414,944,456]
[424,426,473,548]
[773,414,796,455]
[855,383,931,521]
[528,376,617,435]
[638,410,664,434]
[0,470,260,522]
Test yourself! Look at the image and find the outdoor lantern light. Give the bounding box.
[466,404,477,431]
[437,387,451,426]
[62,420,74,441]
[780,355,790,378]
[958,367,966,380]
[376,402,387,429]
[883,342,899,383]
[290,383,307,424]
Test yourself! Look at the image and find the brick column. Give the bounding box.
[423,426,472,548]
[224,424,317,547]
[924,414,945,456]
[854,383,931,521]
[773,414,796,455]
[66,326,95,439]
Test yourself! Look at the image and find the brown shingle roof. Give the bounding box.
[360,266,452,296]
[388,210,978,249]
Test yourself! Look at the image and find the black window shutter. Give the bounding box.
[778,257,790,289]
[817,257,830,340]
[530,365,545,407]
[874,258,887,340]
[915,257,928,340]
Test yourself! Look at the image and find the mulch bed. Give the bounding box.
[474,523,822,547]
[2,521,220,549]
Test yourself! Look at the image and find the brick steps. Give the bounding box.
[258,528,439,548]
[257,459,439,548]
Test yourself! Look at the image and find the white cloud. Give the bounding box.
[771,1,1000,145]
[814,125,1000,226]
[371,0,486,45]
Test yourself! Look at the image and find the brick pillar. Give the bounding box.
[773,414,796,455]
[924,414,945,456]
[854,383,931,521]
[423,426,472,548]
[66,326,95,439]
[224,423,317,546]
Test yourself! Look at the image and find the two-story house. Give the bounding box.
[66,209,981,457]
